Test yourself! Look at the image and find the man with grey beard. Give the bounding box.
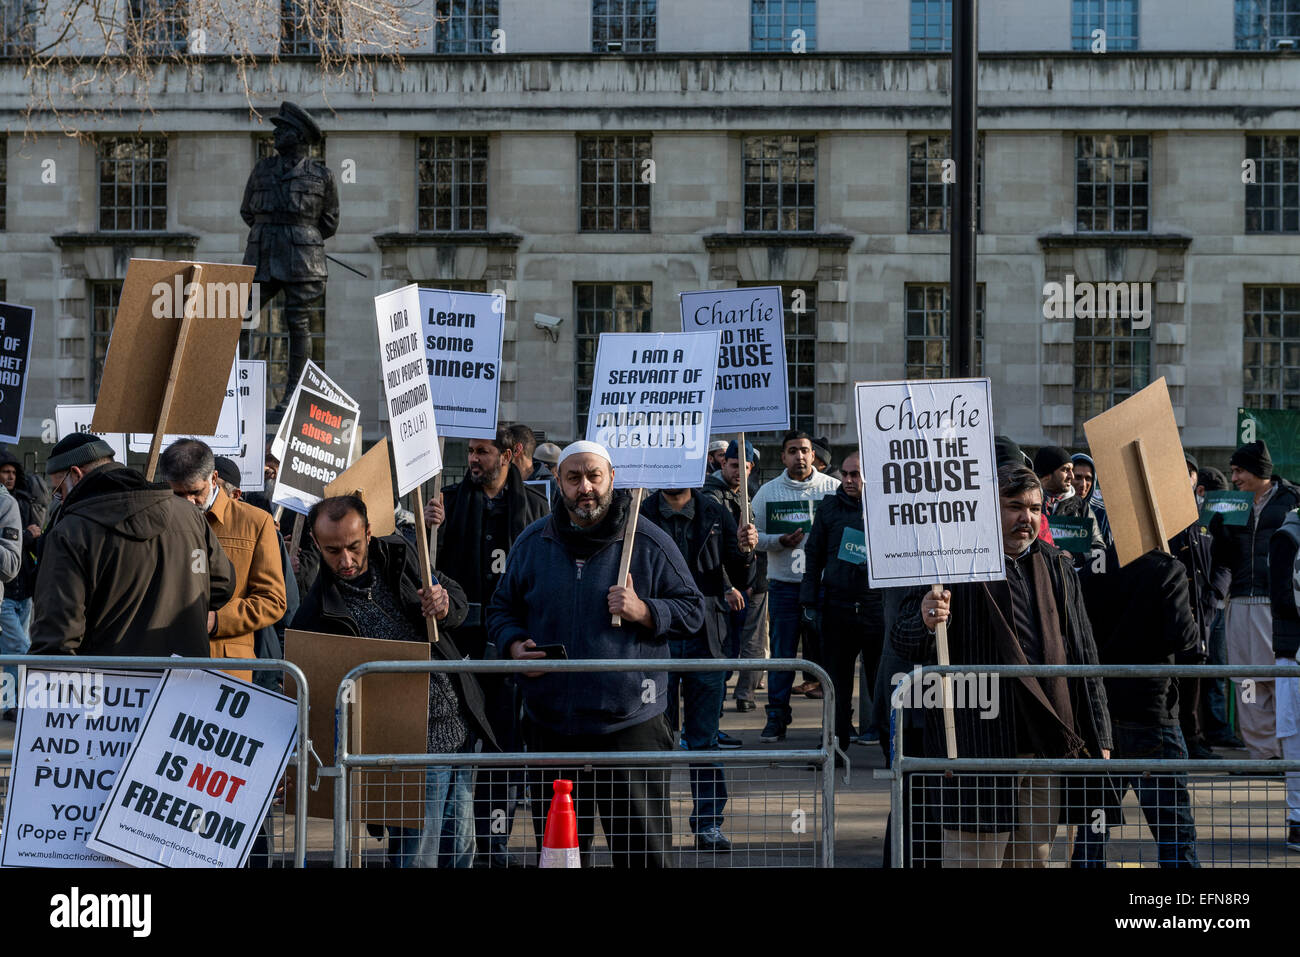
[487,440,705,867]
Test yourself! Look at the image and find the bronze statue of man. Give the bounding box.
[241,101,339,413]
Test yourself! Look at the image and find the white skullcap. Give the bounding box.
[557,440,613,468]
[708,440,728,453]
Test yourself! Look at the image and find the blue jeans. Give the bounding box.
[1071,722,1199,868]
[765,581,801,725]
[667,635,728,833]
[0,596,32,702]
[1203,607,1231,735]
[387,764,475,868]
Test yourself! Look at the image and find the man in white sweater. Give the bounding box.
[751,431,840,741]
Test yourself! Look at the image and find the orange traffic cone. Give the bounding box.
[539,778,580,868]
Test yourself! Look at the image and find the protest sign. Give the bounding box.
[54,405,129,465]
[271,360,357,463]
[0,669,158,869]
[129,355,242,455]
[679,286,788,434]
[373,285,443,495]
[325,437,396,537]
[856,378,1004,589]
[1047,516,1092,554]
[0,301,35,444]
[270,387,360,516]
[1200,489,1252,528]
[1237,408,1300,477]
[1084,378,1199,567]
[766,501,815,535]
[584,330,720,490]
[418,286,504,440]
[231,359,267,492]
[90,259,252,479]
[837,527,867,565]
[88,670,296,868]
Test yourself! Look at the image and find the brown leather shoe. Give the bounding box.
[793,680,817,695]
[804,683,824,699]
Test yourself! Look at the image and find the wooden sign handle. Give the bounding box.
[736,431,750,521]
[414,485,440,643]
[427,436,445,568]
[930,582,958,760]
[145,263,203,481]
[611,487,645,627]
[1131,437,1170,554]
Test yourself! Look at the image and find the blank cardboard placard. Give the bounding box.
[1083,377,1199,567]
[325,437,396,537]
[284,629,430,824]
[92,259,252,434]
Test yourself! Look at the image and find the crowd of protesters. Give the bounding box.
[1,421,1297,869]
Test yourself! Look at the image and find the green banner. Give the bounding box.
[766,500,815,535]
[1047,516,1091,554]
[1200,489,1252,527]
[1237,408,1300,475]
[837,526,867,565]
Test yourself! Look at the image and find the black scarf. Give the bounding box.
[552,488,631,560]
[441,460,534,598]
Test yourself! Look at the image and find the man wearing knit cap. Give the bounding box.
[487,439,705,867]
[30,433,236,658]
[1033,444,1103,561]
[1209,439,1300,760]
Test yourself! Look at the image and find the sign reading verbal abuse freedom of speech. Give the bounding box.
[88,670,296,869]
[374,285,442,495]
[855,378,1004,588]
[271,387,360,515]
[679,286,788,434]
[419,287,503,441]
[585,331,720,490]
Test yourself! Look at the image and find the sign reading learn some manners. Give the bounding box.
[679,286,788,434]
[89,670,296,869]
[0,669,159,869]
[0,301,35,444]
[420,286,504,440]
[373,285,443,495]
[855,378,1004,588]
[584,330,720,489]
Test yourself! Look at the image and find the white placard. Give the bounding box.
[270,359,358,463]
[679,285,789,434]
[54,406,130,465]
[419,287,504,440]
[855,378,1005,588]
[584,330,720,490]
[130,355,242,454]
[270,386,360,515]
[230,359,267,493]
[0,668,159,868]
[374,285,443,496]
[88,670,297,869]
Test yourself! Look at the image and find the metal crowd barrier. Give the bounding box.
[331,659,837,868]
[887,663,1300,868]
[0,655,311,868]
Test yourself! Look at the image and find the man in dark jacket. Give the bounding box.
[0,447,41,710]
[893,465,1113,867]
[1209,439,1300,759]
[291,494,492,868]
[1074,544,1201,867]
[1170,507,1231,760]
[30,434,235,658]
[506,423,554,485]
[424,425,548,865]
[487,441,705,868]
[1267,509,1300,851]
[640,482,754,852]
[800,450,884,755]
[1034,446,1103,562]
[702,439,769,712]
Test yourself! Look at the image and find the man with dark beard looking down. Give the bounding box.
[487,440,705,867]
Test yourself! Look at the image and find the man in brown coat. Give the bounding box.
[160,439,286,680]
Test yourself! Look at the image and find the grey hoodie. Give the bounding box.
[0,486,21,602]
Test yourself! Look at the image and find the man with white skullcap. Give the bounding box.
[487,440,705,867]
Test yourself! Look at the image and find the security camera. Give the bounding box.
[533,313,564,342]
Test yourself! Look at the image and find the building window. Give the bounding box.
[908,133,983,233]
[750,0,815,52]
[904,284,984,380]
[435,0,499,53]
[743,135,815,232]
[910,0,951,51]
[1236,0,1300,49]
[1073,302,1152,438]
[127,0,189,54]
[90,281,123,401]
[98,138,167,232]
[255,133,325,163]
[1246,135,1300,233]
[1,0,36,56]
[579,136,651,232]
[1071,0,1139,51]
[1075,134,1150,233]
[245,292,327,408]
[592,0,657,52]
[574,282,652,435]
[280,0,342,55]
[1243,286,1300,410]
[417,136,488,232]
